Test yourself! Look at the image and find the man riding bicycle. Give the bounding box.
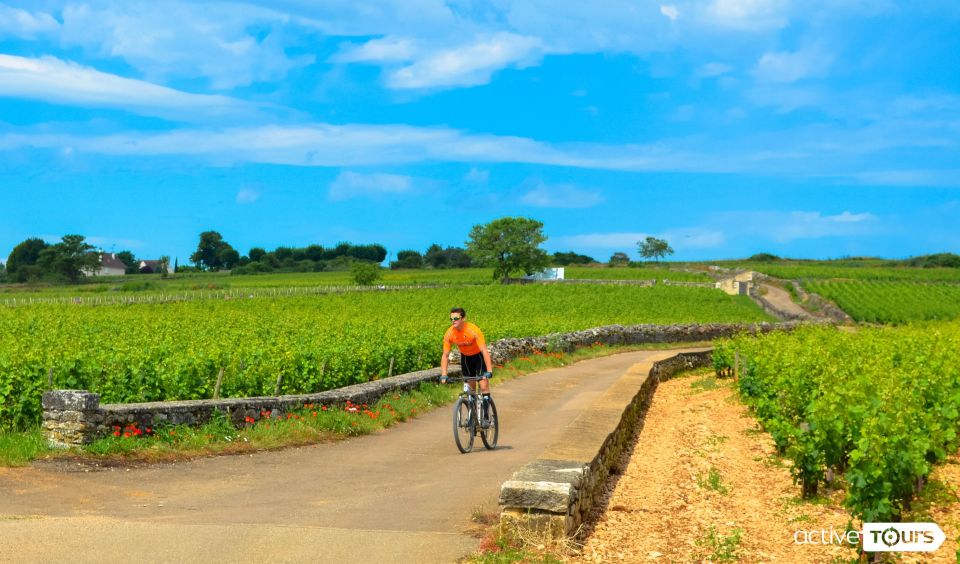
[440,307,494,418]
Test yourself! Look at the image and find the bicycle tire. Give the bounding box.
[480,397,499,450]
[453,397,475,453]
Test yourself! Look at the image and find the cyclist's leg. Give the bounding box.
[462,353,481,393]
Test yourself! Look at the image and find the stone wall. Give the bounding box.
[42,322,797,447]
[498,350,715,540]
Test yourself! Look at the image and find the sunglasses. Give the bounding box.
[450,316,462,322]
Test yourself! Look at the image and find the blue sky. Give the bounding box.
[1,1,959,264]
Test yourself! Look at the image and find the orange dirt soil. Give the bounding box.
[569,372,960,563]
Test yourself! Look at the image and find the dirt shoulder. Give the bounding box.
[574,372,857,563]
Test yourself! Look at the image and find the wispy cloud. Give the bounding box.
[721,210,879,242]
[59,1,314,89]
[0,54,271,122]
[236,188,260,204]
[520,181,604,208]
[387,33,545,90]
[660,5,680,21]
[464,167,489,184]
[0,4,59,39]
[754,44,833,83]
[328,171,415,201]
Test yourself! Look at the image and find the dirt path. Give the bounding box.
[0,350,688,564]
[573,372,858,563]
[759,283,816,319]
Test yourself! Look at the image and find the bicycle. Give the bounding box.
[446,375,499,453]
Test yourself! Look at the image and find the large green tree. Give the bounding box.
[6,238,49,282]
[36,235,100,283]
[190,231,236,270]
[466,217,550,283]
[637,236,674,262]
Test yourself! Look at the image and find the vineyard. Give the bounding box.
[728,262,960,283]
[0,284,769,430]
[714,323,960,522]
[0,266,713,300]
[803,280,960,323]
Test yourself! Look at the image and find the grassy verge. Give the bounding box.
[1,341,710,466]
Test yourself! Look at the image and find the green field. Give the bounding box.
[564,266,713,282]
[0,284,770,430]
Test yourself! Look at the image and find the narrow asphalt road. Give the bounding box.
[0,350,687,563]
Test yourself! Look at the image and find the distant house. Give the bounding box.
[138,260,170,274]
[88,253,127,277]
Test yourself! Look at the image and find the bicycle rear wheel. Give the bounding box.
[480,397,499,450]
[453,397,475,453]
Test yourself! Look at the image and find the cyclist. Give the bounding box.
[440,307,494,420]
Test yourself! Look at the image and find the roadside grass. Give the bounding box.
[0,428,47,466]
[695,526,743,562]
[1,340,712,466]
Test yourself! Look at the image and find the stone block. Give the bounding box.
[500,480,573,513]
[42,390,100,411]
[499,508,570,540]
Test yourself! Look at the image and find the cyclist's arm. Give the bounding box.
[440,338,451,381]
[480,343,494,377]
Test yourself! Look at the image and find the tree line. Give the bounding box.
[1,219,679,285]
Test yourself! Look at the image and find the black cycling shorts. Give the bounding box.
[461,352,490,379]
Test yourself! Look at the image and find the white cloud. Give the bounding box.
[386,33,545,89]
[236,188,260,204]
[464,167,489,184]
[723,210,879,242]
[59,1,313,89]
[0,4,59,39]
[332,36,419,64]
[753,45,832,83]
[704,0,790,30]
[329,171,415,201]
[660,5,680,20]
[520,182,604,208]
[0,54,270,122]
[699,62,734,77]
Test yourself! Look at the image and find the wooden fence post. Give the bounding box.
[213,367,225,399]
[734,350,740,383]
[388,357,395,378]
[274,373,283,396]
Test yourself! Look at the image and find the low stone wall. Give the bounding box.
[498,350,715,539]
[42,366,461,448]
[42,322,797,447]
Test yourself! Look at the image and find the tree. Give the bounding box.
[158,255,171,279]
[190,231,235,270]
[248,247,266,262]
[6,237,49,282]
[351,261,382,285]
[219,248,240,270]
[390,250,424,270]
[637,236,674,262]
[466,217,550,283]
[36,235,100,283]
[115,250,139,274]
[552,251,596,265]
[608,252,630,267]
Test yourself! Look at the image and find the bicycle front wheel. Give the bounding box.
[453,397,475,453]
[480,396,499,450]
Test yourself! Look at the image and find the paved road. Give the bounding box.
[0,350,684,564]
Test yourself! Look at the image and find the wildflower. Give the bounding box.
[321,405,328,411]
[312,411,318,417]
[123,432,131,438]
[113,431,120,437]
[169,431,176,436]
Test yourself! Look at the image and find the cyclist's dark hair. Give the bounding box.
[450,307,466,317]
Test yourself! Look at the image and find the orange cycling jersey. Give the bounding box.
[443,321,486,356]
